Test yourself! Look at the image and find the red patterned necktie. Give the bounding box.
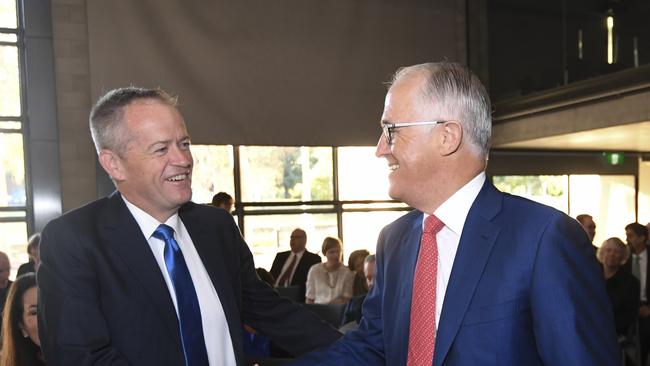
[407,215,445,366]
[277,254,297,287]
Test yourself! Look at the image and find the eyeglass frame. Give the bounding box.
[381,120,447,145]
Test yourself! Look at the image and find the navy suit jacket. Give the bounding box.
[292,181,618,365]
[37,192,340,365]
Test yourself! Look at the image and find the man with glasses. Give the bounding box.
[292,62,617,365]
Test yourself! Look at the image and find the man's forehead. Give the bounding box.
[383,76,432,121]
[291,230,306,237]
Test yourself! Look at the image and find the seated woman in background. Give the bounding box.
[347,249,370,297]
[1,273,44,366]
[305,237,354,304]
[597,237,640,336]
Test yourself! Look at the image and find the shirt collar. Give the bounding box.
[122,195,180,239]
[424,172,486,235]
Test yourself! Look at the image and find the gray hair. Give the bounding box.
[390,62,492,158]
[89,87,178,156]
[364,254,376,264]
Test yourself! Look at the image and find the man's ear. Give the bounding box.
[98,149,126,181]
[439,121,463,156]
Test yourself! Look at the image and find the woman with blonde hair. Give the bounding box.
[597,237,639,335]
[305,237,354,304]
[1,273,44,366]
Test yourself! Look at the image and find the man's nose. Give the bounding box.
[171,145,192,167]
[375,135,390,157]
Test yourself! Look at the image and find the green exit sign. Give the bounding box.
[603,152,625,165]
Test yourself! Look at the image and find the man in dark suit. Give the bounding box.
[37,87,340,365]
[292,62,617,365]
[624,222,650,364]
[270,228,321,302]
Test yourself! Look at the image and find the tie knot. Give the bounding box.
[424,215,444,235]
[153,224,175,241]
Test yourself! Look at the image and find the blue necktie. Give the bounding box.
[153,224,209,366]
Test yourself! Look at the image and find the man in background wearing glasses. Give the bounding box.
[292,62,618,365]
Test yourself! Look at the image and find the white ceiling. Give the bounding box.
[495,120,650,152]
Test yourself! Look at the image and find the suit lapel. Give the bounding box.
[98,192,181,345]
[434,182,503,366]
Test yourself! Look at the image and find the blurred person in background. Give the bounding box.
[306,237,354,304]
[576,214,597,253]
[347,249,370,296]
[0,251,12,330]
[0,273,44,366]
[597,237,639,336]
[18,233,41,276]
[211,192,234,213]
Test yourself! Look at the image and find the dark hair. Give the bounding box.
[576,214,593,225]
[256,268,275,286]
[347,249,370,271]
[211,192,233,207]
[0,273,41,366]
[626,222,649,241]
[89,86,178,156]
[26,234,40,254]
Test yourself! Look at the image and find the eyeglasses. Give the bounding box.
[381,120,446,145]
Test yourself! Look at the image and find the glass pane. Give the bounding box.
[0,45,21,116]
[342,211,407,260]
[342,202,408,210]
[0,0,17,29]
[338,147,392,201]
[0,33,17,43]
[0,221,28,280]
[0,121,20,130]
[569,175,636,248]
[493,175,568,213]
[639,161,650,227]
[240,146,333,202]
[244,204,335,212]
[244,213,337,271]
[0,133,25,206]
[0,210,25,218]
[190,145,235,205]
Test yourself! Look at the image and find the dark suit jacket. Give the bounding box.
[270,250,321,302]
[37,192,340,365]
[623,246,650,302]
[292,181,618,365]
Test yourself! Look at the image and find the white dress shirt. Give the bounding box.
[423,172,486,330]
[274,250,305,287]
[123,197,236,366]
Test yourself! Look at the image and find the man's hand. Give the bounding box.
[639,305,650,317]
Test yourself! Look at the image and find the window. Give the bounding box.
[494,174,636,247]
[0,0,28,277]
[239,146,333,202]
[190,145,234,204]
[189,144,411,270]
[569,175,635,246]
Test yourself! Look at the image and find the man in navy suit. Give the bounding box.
[292,62,618,365]
[37,87,340,365]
